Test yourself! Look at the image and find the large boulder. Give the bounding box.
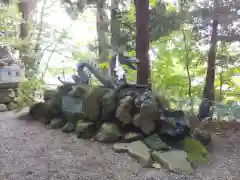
[132,91,158,135]
[133,113,155,135]
[84,86,111,121]
[61,96,85,133]
[45,97,61,116]
[49,117,66,129]
[101,90,117,121]
[115,95,134,126]
[95,123,122,142]
[75,120,96,138]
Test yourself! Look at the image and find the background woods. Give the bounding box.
[0,0,239,119]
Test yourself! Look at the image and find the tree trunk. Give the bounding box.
[198,20,218,120]
[18,1,29,40]
[135,0,150,85]
[110,0,120,77]
[182,31,194,114]
[96,0,109,65]
[18,0,35,77]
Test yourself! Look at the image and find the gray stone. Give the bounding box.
[43,89,58,100]
[113,143,129,153]
[0,96,11,104]
[95,123,122,143]
[61,96,84,114]
[7,89,15,98]
[192,128,211,145]
[127,140,152,167]
[0,82,19,89]
[123,132,143,142]
[6,102,18,110]
[116,96,133,125]
[133,113,155,135]
[143,134,169,151]
[0,104,8,112]
[151,150,195,173]
[75,120,95,138]
[62,122,75,133]
[49,118,66,129]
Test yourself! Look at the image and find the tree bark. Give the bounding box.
[198,20,218,120]
[18,1,29,40]
[18,0,34,77]
[135,0,150,85]
[96,0,109,64]
[110,0,120,77]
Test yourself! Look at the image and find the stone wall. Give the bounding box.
[28,84,212,173]
[0,83,19,112]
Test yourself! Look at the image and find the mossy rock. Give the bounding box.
[84,86,111,121]
[143,134,169,151]
[69,84,90,98]
[57,84,74,96]
[6,102,18,110]
[95,123,122,143]
[183,137,211,165]
[61,122,75,133]
[75,120,96,139]
[49,118,66,129]
[101,90,117,121]
[43,89,58,100]
[45,98,61,116]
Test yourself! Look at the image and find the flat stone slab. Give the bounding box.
[113,143,129,153]
[151,149,195,173]
[127,140,152,167]
[143,133,169,151]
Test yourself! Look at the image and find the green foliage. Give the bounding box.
[0,2,21,45]
[15,78,43,110]
[151,30,205,101]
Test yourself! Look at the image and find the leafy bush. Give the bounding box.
[15,78,43,110]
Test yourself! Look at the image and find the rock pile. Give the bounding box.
[0,83,19,112]
[29,84,212,173]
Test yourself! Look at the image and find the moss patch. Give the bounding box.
[184,137,211,165]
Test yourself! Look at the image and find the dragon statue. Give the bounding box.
[58,53,140,89]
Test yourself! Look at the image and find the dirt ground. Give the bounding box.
[0,110,240,180]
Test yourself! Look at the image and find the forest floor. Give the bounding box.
[0,109,240,180]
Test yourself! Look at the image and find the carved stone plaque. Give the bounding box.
[61,95,84,114]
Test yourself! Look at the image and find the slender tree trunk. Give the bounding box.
[110,0,120,77]
[18,1,29,40]
[182,31,194,114]
[198,20,218,120]
[96,0,109,64]
[135,0,150,86]
[218,42,227,102]
[18,0,35,77]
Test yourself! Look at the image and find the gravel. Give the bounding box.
[0,110,239,180]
